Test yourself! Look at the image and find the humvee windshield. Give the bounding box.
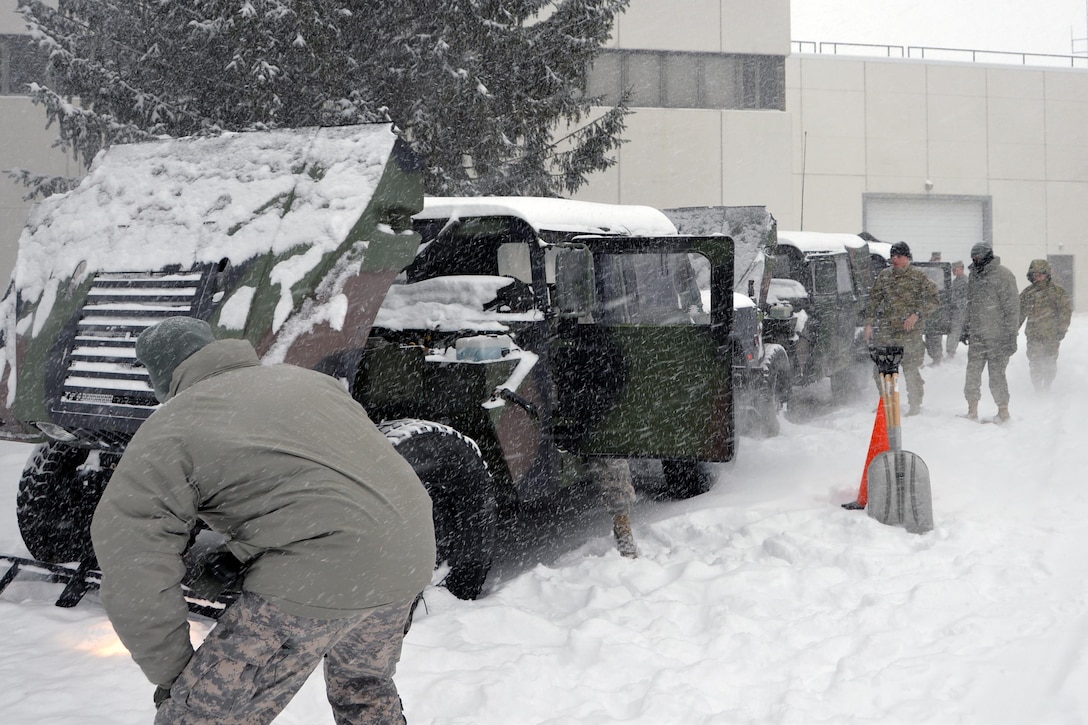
[811,255,854,297]
[594,252,709,325]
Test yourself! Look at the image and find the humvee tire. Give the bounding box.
[381,419,498,600]
[17,442,117,564]
[659,460,715,500]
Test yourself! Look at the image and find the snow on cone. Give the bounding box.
[844,398,890,509]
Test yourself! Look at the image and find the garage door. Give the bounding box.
[863,195,990,263]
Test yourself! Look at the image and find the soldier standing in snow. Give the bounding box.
[91,317,436,724]
[945,261,969,359]
[961,243,1020,423]
[1019,259,1073,392]
[864,241,940,416]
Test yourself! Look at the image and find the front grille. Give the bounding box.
[55,270,208,424]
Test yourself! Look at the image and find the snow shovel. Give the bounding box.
[865,345,933,534]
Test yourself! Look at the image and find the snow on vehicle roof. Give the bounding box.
[12,124,401,305]
[416,196,678,237]
[776,230,868,254]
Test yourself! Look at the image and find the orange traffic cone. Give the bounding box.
[843,398,890,509]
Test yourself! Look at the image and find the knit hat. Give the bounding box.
[889,241,912,259]
[136,317,216,402]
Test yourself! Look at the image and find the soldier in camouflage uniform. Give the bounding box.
[91,318,436,725]
[945,261,969,358]
[864,242,940,416]
[1019,259,1073,392]
[962,243,1020,422]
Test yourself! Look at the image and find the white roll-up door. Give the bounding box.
[864,196,989,263]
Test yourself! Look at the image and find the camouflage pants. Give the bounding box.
[589,458,636,516]
[964,338,1013,406]
[946,311,966,356]
[924,331,944,364]
[155,592,416,725]
[1026,337,1061,391]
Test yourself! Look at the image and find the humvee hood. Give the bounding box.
[13,124,401,309]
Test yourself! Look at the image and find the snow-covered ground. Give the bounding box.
[3,317,1088,724]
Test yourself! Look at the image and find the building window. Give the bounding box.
[1,34,49,95]
[587,49,785,111]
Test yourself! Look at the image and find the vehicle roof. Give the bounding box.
[417,196,679,237]
[776,230,869,254]
[13,124,404,303]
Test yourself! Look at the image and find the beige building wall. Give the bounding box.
[2,1,71,284]
[787,53,1088,307]
[608,0,790,55]
[0,99,77,287]
[577,0,795,227]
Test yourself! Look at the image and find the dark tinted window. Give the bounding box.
[587,49,785,111]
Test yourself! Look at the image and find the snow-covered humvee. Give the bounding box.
[0,127,738,601]
[768,231,880,398]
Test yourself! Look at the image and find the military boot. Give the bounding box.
[961,401,978,421]
[994,406,1011,424]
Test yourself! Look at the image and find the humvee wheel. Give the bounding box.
[659,460,714,500]
[381,419,498,600]
[752,344,792,438]
[17,442,118,563]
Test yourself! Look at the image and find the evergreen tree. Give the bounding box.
[15,0,629,198]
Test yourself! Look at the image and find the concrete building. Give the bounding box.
[575,0,1088,304]
[1,1,78,285]
[2,0,1087,304]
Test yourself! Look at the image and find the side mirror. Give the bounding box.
[554,246,595,317]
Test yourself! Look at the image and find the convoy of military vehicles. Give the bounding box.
[0,124,943,602]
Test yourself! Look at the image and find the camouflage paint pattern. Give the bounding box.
[157,592,414,725]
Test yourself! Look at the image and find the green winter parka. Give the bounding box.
[1020,277,1072,343]
[91,339,436,687]
[966,256,1020,348]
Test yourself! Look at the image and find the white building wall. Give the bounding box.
[607,0,790,55]
[786,53,1088,306]
[576,0,795,227]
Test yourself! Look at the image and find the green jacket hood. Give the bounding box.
[165,339,261,402]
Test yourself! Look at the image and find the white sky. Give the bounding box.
[792,0,1088,56]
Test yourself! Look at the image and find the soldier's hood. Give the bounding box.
[970,254,1001,274]
[165,339,262,402]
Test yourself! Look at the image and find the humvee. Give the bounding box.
[766,231,878,398]
[0,127,737,601]
[663,205,791,437]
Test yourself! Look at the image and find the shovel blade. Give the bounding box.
[866,450,933,534]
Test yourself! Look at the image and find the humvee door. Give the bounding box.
[550,235,734,463]
[846,243,876,312]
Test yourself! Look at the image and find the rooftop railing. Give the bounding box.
[792,40,1088,69]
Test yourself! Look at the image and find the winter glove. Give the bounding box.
[186,551,246,600]
[959,331,969,345]
[154,686,172,709]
